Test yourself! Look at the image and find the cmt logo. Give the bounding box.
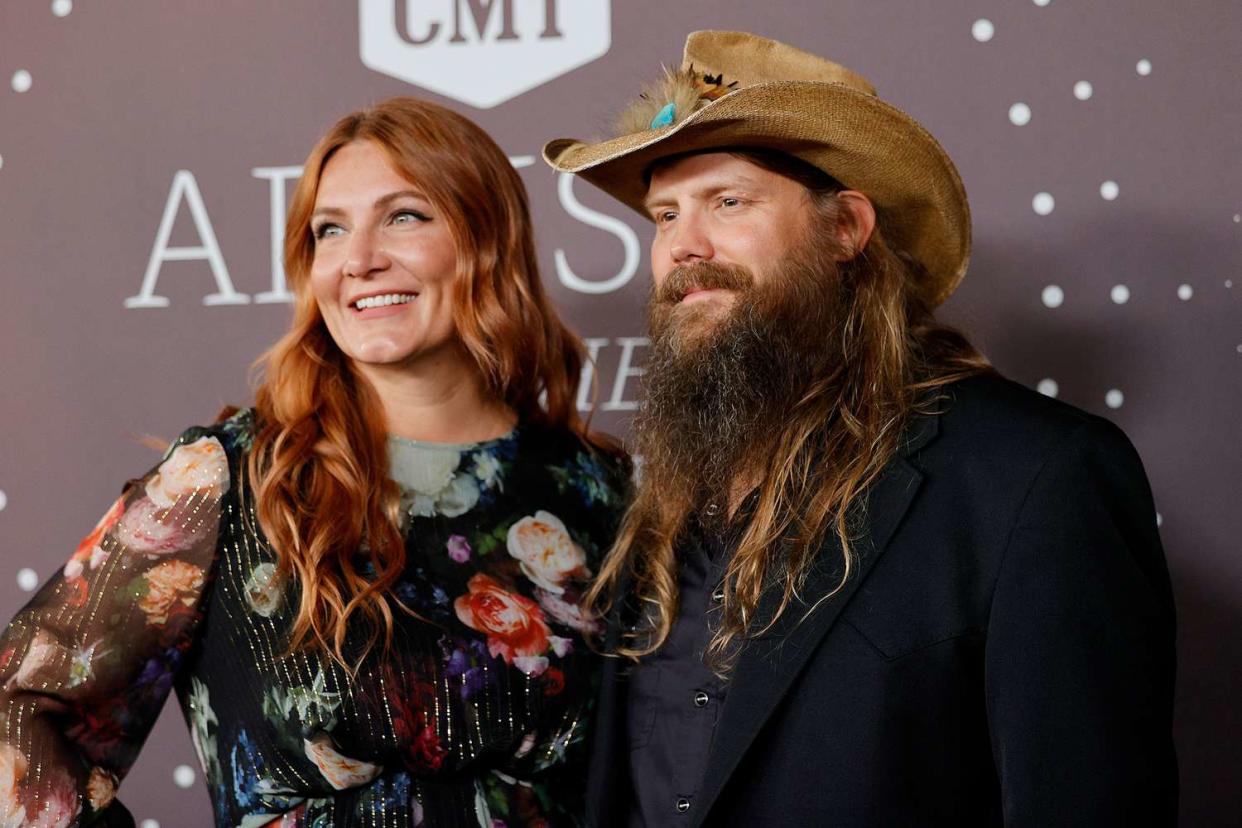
[360,0,611,108]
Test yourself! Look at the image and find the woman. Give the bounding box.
[0,98,628,826]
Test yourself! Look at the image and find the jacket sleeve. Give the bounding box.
[985,418,1177,826]
[0,428,229,826]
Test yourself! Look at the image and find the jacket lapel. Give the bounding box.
[691,414,938,826]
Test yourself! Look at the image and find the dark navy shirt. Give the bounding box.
[627,506,737,826]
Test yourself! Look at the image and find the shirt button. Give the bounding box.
[675,798,691,813]
[703,502,720,517]
[693,691,710,708]
[712,587,725,602]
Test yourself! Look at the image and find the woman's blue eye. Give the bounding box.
[313,223,343,240]
[392,209,430,224]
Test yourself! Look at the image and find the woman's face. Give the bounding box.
[309,140,459,370]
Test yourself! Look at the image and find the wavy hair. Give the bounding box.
[246,97,599,669]
[587,149,992,670]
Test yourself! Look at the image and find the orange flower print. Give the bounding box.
[454,574,551,672]
[63,496,125,581]
[303,733,381,790]
[86,767,117,811]
[138,560,205,626]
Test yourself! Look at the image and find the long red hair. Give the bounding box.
[247,97,597,668]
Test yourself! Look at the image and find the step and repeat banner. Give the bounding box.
[1,1,1238,824]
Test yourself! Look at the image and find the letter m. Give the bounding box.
[449,0,518,42]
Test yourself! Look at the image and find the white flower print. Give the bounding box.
[506,511,590,594]
[472,450,503,491]
[436,472,480,518]
[244,562,284,618]
[188,677,221,780]
[145,436,229,508]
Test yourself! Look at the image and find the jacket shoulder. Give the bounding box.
[928,373,1133,461]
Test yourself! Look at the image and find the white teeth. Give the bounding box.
[353,293,415,310]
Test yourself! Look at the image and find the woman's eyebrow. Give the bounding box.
[312,190,429,220]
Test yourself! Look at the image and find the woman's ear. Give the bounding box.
[832,190,877,261]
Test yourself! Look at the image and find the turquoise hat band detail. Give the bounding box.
[650,102,677,129]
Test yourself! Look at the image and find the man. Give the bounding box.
[544,30,1176,828]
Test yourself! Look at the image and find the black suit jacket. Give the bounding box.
[588,375,1176,827]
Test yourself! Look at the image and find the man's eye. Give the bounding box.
[720,197,742,208]
[656,211,678,224]
[313,223,343,240]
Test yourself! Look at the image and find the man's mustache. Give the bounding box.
[655,261,755,305]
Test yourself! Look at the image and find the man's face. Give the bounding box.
[635,152,850,501]
[644,152,817,334]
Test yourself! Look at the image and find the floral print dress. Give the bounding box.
[0,410,629,827]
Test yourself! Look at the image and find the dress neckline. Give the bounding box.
[386,424,519,453]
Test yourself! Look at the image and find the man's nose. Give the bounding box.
[342,227,391,279]
[669,213,714,264]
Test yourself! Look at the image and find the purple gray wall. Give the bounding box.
[1,1,1238,824]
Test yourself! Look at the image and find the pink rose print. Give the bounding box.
[446,535,471,564]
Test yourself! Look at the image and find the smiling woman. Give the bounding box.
[307,141,461,374]
[0,98,629,827]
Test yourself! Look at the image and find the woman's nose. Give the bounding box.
[342,227,390,279]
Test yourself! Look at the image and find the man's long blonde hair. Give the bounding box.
[587,150,991,669]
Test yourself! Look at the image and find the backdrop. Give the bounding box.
[1,1,1238,825]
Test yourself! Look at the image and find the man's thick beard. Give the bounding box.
[635,237,846,511]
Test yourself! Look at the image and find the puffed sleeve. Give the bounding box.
[985,418,1177,826]
[0,428,230,826]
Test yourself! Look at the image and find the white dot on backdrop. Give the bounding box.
[1227,279,1234,288]
[1233,214,1240,223]
[1032,192,1055,216]
[0,154,5,172]
[1073,81,1093,100]
[1100,180,1120,201]
[11,70,32,93]
[173,764,196,788]
[1176,284,1193,300]
[1110,284,1130,304]
[971,19,995,42]
[140,821,160,828]
[1008,102,1032,126]
[51,0,72,17]
[1041,285,1064,308]
[1136,59,1152,76]
[1037,379,1059,397]
[1105,389,1125,409]
[16,569,38,592]
[1236,344,1242,354]
[1156,513,1163,528]
[0,489,6,511]
[1032,0,1051,6]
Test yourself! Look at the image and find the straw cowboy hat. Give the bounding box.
[542,30,971,307]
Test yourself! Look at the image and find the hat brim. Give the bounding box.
[543,80,970,307]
